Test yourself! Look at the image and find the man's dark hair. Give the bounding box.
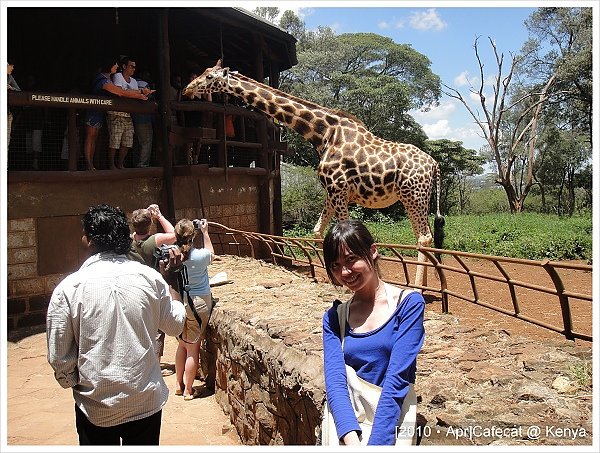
[82,204,132,255]
[119,55,134,71]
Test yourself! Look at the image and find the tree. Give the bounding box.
[280,25,441,166]
[443,36,556,213]
[252,7,280,23]
[444,7,592,214]
[424,139,485,214]
[520,7,593,217]
[534,126,591,215]
[520,7,592,147]
[279,9,306,41]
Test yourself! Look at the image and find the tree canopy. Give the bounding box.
[267,11,442,166]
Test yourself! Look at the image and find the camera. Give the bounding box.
[193,218,206,229]
[152,244,179,270]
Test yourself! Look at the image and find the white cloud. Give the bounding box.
[454,71,477,87]
[411,101,456,121]
[422,119,452,139]
[378,17,405,30]
[410,100,486,150]
[484,74,497,88]
[409,8,447,31]
[469,91,481,102]
[328,21,343,33]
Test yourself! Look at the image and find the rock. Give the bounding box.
[466,365,519,384]
[552,376,577,394]
[458,350,489,361]
[428,394,447,408]
[515,382,549,402]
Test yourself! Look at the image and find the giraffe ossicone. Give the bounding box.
[184,60,445,286]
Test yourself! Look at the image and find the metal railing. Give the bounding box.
[208,222,593,342]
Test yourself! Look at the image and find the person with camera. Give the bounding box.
[129,203,177,374]
[171,217,215,400]
[46,204,186,445]
[130,203,176,267]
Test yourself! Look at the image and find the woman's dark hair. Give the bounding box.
[174,218,197,260]
[99,57,117,74]
[82,204,132,255]
[323,219,380,285]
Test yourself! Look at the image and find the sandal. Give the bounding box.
[183,387,201,401]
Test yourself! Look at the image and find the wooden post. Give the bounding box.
[157,8,175,221]
[270,62,283,236]
[67,108,77,171]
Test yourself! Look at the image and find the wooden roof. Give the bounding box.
[7,6,297,92]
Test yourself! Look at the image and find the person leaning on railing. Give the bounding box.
[83,57,148,171]
[7,58,21,149]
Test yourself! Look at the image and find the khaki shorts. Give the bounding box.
[107,113,134,148]
[180,294,213,344]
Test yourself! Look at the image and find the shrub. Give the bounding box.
[281,163,325,230]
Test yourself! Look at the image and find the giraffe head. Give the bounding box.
[182,59,230,98]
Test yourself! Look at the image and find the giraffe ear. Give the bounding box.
[222,67,229,77]
[215,59,222,68]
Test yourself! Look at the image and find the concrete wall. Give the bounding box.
[5,169,261,331]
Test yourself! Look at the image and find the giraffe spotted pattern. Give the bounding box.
[183,60,444,267]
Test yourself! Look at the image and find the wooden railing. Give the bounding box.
[208,222,593,342]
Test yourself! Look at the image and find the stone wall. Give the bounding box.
[6,218,63,330]
[199,256,592,446]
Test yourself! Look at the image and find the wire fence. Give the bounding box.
[208,222,593,342]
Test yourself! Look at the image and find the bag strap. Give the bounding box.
[335,300,347,348]
[336,286,409,349]
[177,266,204,344]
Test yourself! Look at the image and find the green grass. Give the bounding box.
[567,362,592,391]
[284,213,592,262]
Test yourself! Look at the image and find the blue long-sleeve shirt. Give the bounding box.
[322,291,425,445]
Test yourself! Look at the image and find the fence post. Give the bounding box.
[541,260,575,341]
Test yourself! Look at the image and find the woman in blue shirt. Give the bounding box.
[322,219,425,445]
[172,218,214,400]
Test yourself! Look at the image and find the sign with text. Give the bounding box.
[8,91,157,114]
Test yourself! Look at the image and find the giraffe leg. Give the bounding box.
[405,204,434,289]
[313,193,348,238]
[415,234,433,288]
[313,200,335,239]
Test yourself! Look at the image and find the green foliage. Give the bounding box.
[283,211,592,262]
[566,362,592,391]
[442,213,592,261]
[280,163,325,230]
[424,139,485,214]
[469,187,512,214]
[278,17,441,165]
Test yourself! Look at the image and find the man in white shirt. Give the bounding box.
[46,204,185,445]
[108,57,151,169]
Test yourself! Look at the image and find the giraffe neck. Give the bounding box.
[222,73,340,150]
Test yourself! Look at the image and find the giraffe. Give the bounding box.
[183,60,444,287]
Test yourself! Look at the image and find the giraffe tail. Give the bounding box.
[433,162,445,263]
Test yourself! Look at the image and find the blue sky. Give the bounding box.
[243,1,541,152]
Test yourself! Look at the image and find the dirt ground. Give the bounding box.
[5,329,241,446]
